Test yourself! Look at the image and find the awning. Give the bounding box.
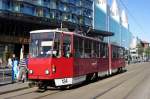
[87,29,114,37]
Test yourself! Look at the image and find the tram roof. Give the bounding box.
[30,29,65,34]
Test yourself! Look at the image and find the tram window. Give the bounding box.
[84,39,92,58]
[73,36,79,58]
[112,46,120,58]
[100,43,107,58]
[92,41,100,58]
[112,47,116,58]
[78,38,84,58]
[97,42,100,58]
[53,33,61,57]
[63,34,71,58]
[73,36,84,58]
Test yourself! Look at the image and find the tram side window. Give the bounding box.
[112,47,116,58]
[63,34,71,58]
[73,36,84,58]
[92,41,100,58]
[84,39,92,58]
[53,33,61,57]
[100,43,108,58]
[78,38,84,58]
[112,46,120,58]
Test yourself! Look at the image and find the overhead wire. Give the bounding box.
[118,0,146,35]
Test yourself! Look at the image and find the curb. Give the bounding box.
[0,82,12,86]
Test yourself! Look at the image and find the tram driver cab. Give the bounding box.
[29,29,72,58]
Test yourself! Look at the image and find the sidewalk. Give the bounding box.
[0,82,29,95]
[0,80,12,86]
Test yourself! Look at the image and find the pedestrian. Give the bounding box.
[18,57,28,83]
[12,54,19,83]
[0,58,2,68]
[7,57,12,68]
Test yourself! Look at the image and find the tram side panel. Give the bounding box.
[98,58,109,72]
[73,58,98,76]
[111,58,125,69]
[51,57,74,78]
[111,45,126,72]
[73,58,110,77]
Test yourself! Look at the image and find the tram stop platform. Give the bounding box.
[0,82,29,95]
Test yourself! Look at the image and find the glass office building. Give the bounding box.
[0,0,93,61]
[93,0,133,49]
[0,0,133,62]
[94,4,107,31]
[0,0,93,27]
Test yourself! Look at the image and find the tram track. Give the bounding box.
[33,64,147,99]
[33,90,62,99]
[0,87,37,99]
[20,64,148,99]
[1,63,149,99]
[0,85,29,95]
[122,69,150,99]
[4,88,62,99]
[92,64,150,99]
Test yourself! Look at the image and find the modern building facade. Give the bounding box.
[0,0,93,62]
[93,0,133,49]
[0,0,93,27]
[0,0,132,63]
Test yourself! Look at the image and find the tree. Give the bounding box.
[136,43,144,57]
[144,47,150,59]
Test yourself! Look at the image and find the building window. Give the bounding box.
[35,8,43,17]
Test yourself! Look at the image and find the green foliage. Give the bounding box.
[145,47,150,56]
[136,43,144,56]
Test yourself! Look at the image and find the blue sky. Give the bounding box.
[108,0,150,42]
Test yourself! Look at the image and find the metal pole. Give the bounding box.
[61,21,63,30]
[2,65,5,81]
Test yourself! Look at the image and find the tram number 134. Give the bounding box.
[62,78,68,84]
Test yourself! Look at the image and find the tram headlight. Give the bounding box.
[45,70,50,75]
[29,70,33,74]
[52,65,56,73]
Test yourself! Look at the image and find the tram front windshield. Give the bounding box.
[30,32,61,58]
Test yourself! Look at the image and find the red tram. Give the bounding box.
[28,29,125,88]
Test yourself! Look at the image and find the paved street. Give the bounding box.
[0,62,150,99]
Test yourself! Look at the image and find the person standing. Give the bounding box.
[18,57,27,83]
[12,54,19,83]
[0,58,2,68]
[7,57,12,68]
